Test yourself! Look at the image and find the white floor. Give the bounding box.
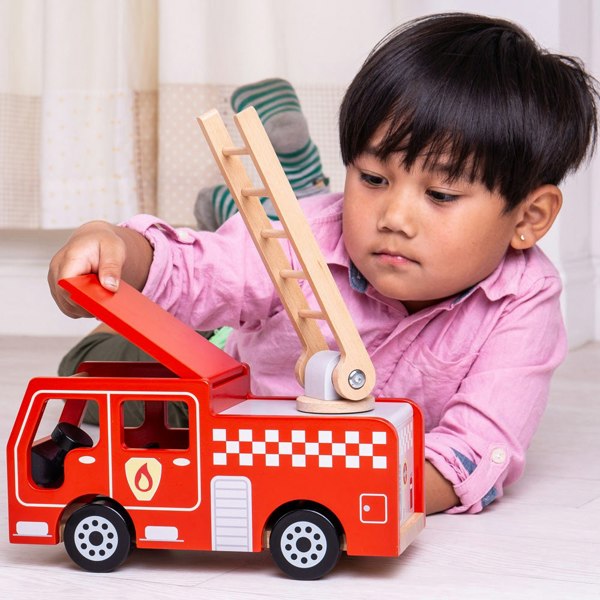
[0,336,599,600]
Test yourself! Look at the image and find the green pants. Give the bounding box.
[58,332,158,376]
[58,331,215,427]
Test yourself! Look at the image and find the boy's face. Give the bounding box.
[342,141,522,313]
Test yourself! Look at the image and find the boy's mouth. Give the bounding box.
[373,250,419,265]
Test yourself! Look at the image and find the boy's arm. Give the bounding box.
[48,221,153,318]
[424,270,566,514]
[425,461,459,515]
[121,212,281,330]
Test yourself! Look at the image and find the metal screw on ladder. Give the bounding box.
[348,369,366,390]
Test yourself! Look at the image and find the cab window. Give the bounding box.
[30,397,99,488]
[120,399,189,450]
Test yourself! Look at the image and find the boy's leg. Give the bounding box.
[59,324,211,427]
[58,324,154,377]
[195,78,329,230]
[58,325,154,425]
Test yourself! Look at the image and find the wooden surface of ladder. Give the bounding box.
[197,107,375,402]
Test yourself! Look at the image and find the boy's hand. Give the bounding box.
[48,221,152,318]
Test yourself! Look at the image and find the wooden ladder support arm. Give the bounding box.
[234,108,375,401]
[197,109,328,387]
[198,108,375,401]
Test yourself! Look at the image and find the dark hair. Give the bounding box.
[339,13,599,210]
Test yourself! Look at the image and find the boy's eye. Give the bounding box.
[360,172,388,187]
[427,189,459,203]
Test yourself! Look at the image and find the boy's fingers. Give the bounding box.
[98,241,126,292]
[47,225,126,316]
[47,275,93,318]
[46,221,140,319]
[53,252,94,281]
[98,271,120,292]
[47,255,92,318]
[60,298,92,319]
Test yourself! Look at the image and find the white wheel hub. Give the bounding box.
[279,520,327,568]
[72,515,119,561]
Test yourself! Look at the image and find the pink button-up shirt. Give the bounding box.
[124,192,567,513]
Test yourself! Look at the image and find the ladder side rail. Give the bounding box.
[197,110,328,385]
[234,109,375,401]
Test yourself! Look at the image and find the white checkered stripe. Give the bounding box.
[399,421,413,455]
[212,428,389,469]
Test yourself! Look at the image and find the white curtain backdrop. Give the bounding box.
[0,0,410,229]
[0,0,597,238]
[0,0,158,228]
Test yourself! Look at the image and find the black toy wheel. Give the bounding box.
[64,503,133,572]
[269,509,342,580]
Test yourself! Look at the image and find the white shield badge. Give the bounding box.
[125,457,162,501]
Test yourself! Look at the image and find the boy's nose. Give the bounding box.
[376,191,417,238]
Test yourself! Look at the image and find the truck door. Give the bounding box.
[109,392,200,511]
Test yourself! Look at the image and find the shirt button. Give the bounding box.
[177,231,192,243]
[491,448,507,464]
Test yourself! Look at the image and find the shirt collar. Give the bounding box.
[349,262,368,293]
[471,248,526,302]
[348,248,528,309]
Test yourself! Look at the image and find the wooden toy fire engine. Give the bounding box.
[6,108,425,580]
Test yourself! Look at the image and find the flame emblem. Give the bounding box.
[135,463,153,492]
[125,458,162,501]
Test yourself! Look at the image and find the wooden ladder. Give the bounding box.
[197,108,375,412]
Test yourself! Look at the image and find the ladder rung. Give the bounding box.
[222,145,248,156]
[242,187,268,197]
[280,269,305,279]
[298,309,325,320]
[260,228,287,239]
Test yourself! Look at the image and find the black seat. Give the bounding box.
[31,422,93,488]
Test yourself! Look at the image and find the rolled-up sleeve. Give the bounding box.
[424,274,567,513]
[121,213,279,330]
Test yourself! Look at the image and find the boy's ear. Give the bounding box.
[510,185,562,250]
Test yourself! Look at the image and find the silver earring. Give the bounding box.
[519,234,526,241]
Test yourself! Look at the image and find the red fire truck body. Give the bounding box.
[6,275,425,578]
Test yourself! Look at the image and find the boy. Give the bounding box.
[48,13,598,514]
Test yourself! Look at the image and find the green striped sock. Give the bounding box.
[232,78,329,197]
[197,78,329,227]
[231,78,303,124]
